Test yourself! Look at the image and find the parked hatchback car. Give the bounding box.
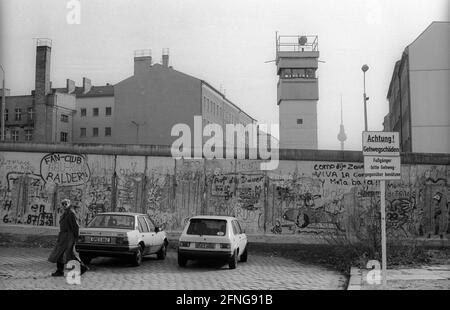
[177,215,248,269]
[76,212,168,266]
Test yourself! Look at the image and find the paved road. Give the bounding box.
[0,247,347,290]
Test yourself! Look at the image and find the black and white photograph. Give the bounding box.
[0,0,449,296]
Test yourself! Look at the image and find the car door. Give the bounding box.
[144,216,162,253]
[137,216,153,255]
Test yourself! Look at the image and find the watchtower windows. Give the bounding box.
[305,68,316,78]
[280,68,316,79]
[281,68,292,78]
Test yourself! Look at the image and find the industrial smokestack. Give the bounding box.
[134,49,152,76]
[162,48,169,68]
[35,38,52,104]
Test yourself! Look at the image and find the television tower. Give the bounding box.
[337,94,347,150]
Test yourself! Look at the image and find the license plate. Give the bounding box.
[195,242,214,249]
[90,236,111,243]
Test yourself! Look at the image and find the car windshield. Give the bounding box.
[187,219,227,236]
[88,214,135,230]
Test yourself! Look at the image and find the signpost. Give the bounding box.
[362,131,401,287]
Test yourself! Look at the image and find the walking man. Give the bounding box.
[48,199,88,276]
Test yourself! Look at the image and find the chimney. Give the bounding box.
[35,38,52,104]
[66,79,76,94]
[134,49,152,76]
[162,48,169,68]
[82,77,92,94]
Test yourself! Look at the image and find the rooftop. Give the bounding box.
[53,85,114,98]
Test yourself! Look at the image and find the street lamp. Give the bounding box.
[0,65,5,141]
[362,64,369,132]
[131,121,140,144]
[131,121,146,144]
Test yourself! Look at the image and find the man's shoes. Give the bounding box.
[51,270,64,277]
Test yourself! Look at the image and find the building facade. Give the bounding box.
[275,34,319,150]
[54,79,114,145]
[1,44,257,149]
[0,40,76,144]
[113,50,256,147]
[384,21,450,154]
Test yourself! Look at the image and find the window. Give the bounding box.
[282,68,292,78]
[305,68,315,78]
[60,114,69,123]
[4,109,8,121]
[27,108,34,120]
[144,216,155,231]
[282,68,315,79]
[80,108,86,117]
[137,217,149,233]
[15,108,21,121]
[297,118,303,125]
[12,130,19,141]
[231,221,239,235]
[80,128,86,137]
[93,108,99,117]
[105,127,111,136]
[235,221,243,234]
[88,214,135,230]
[187,219,227,236]
[25,130,33,141]
[60,132,68,142]
[105,107,112,116]
[93,128,99,137]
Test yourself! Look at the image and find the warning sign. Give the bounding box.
[364,156,401,180]
[362,132,400,156]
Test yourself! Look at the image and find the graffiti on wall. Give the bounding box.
[0,151,449,240]
[40,153,90,186]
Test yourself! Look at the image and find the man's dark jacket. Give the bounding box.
[48,209,80,264]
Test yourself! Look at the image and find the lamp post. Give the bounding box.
[362,64,369,132]
[0,65,5,141]
[0,65,6,142]
[131,121,140,144]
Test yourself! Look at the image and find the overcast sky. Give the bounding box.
[0,0,449,150]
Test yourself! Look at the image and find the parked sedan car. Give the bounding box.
[76,212,168,266]
[177,215,248,269]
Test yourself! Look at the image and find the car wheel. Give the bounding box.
[132,245,143,266]
[178,252,187,267]
[79,253,92,265]
[239,247,248,262]
[228,250,238,269]
[157,242,167,260]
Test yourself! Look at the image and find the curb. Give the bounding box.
[347,267,363,290]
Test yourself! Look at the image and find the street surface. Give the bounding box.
[0,247,347,290]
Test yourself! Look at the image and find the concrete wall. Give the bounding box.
[0,144,449,242]
[409,22,450,153]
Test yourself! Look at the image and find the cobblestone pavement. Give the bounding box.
[0,247,347,290]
